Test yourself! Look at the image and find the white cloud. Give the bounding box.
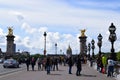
[21,22,37,34]
[22,37,31,47]
[0,28,6,52]
[14,35,22,44]
[9,11,24,21]
[0,28,6,43]
[0,28,4,35]
[0,0,120,54]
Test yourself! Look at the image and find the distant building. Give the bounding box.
[66,45,72,58]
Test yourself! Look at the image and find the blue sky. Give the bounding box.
[0,0,120,55]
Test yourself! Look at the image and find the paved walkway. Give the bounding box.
[0,63,117,80]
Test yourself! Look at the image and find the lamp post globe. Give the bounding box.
[43,32,47,56]
[108,23,117,60]
[109,23,116,33]
[91,39,95,59]
[44,32,47,37]
[97,34,103,57]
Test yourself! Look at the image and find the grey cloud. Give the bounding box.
[17,14,24,21]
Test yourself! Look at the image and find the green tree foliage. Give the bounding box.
[30,53,42,60]
[96,52,120,61]
[117,51,120,61]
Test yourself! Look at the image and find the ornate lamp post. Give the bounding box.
[108,23,117,60]
[43,32,47,56]
[55,43,57,55]
[88,43,91,59]
[97,34,103,57]
[91,39,95,59]
[84,45,87,56]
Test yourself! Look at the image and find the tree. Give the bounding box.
[117,51,120,61]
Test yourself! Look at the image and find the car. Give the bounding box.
[0,59,4,63]
[3,59,19,68]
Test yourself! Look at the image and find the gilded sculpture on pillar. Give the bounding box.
[8,27,13,36]
[80,29,86,37]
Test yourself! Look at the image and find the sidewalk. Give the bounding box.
[0,63,116,80]
[19,64,115,80]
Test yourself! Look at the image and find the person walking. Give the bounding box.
[67,56,73,74]
[31,57,36,71]
[107,56,115,77]
[46,57,51,74]
[90,57,94,67]
[37,57,42,71]
[53,58,58,71]
[76,55,82,76]
[102,55,107,74]
[25,57,30,71]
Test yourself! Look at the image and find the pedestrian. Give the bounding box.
[53,57,58,71]
[67,56,73,74]
[102,55,107,74]
[37,57,42,71]
[42,57,46,70]
[31,57,36,71]
[76,55,82,76]
[25,57,30,71]
[96,55,103,73]
[46,57,51,74]
[90,57,93,67]
[107,56,115,77]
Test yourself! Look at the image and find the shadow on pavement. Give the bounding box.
[80,74,97,77]
[49,73,62,76]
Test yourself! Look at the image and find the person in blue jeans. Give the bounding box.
[67,56,73,74]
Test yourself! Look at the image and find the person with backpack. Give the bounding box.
[107,56,115,77]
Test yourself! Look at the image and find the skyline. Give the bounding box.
[0,0,120,55]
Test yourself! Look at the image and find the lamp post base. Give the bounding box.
[110,53,116,61]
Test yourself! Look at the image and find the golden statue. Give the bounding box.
[8,27,13,36]
[80,29,86,37]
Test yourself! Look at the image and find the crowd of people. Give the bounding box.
[24,54,119,77]
[25,56,59,72]
[25,55,85,76]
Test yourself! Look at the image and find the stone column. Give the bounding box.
[79,29,87,57]
[6,27,15,57]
